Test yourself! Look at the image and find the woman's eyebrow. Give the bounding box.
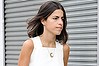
[61,17,64,18]
[53,16,63,18]
[53,16,59,18]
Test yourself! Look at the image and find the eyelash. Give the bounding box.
[62,18,64,20]
[53,18,58,20]
[53,18,64,20]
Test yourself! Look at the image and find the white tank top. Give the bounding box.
[29,36,64,66]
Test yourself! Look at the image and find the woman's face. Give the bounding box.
[42,9,64,35]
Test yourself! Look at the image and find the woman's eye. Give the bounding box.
[53,18,58,20]
[62,18,64,20]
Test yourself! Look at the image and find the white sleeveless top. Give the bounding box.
[29,36,64,66]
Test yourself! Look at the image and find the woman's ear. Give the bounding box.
[41,18,46,26]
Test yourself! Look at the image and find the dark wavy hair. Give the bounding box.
[27,1,68,44]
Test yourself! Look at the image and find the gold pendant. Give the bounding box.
[50,53,54,58]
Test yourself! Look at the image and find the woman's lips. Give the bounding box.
[56,27,63,30]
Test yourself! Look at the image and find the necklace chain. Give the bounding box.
[40,35,56,58]
[47,48,55,58]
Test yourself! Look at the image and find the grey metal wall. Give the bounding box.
[4,0,97,66]
[64,0,97,66]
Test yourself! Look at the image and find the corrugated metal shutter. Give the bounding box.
[63,0,97,66]
[4,0,97,66]
[5,1,45,66]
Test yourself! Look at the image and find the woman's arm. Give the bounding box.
[63,44,70,66]
[18,39,34,66]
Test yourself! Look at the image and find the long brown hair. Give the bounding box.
[27,1,68,44]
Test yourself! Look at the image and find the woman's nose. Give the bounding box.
[58,18,63,25]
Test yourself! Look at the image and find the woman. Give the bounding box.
[18,1,70,66]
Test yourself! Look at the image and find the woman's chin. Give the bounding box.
[55,32,61,35]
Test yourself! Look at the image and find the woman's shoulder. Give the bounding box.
[63,43,70,52]
[22,38,34,50]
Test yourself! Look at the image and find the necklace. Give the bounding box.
[40,35,56,58]
[47,48,55,58]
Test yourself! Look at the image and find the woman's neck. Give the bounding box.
[40,34,56,48]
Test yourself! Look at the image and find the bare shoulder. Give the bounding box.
[22,38,34,50]
[63,43,70,52]
[18,38,34,66]
[63,43,70,66]
[23,38,33,48]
